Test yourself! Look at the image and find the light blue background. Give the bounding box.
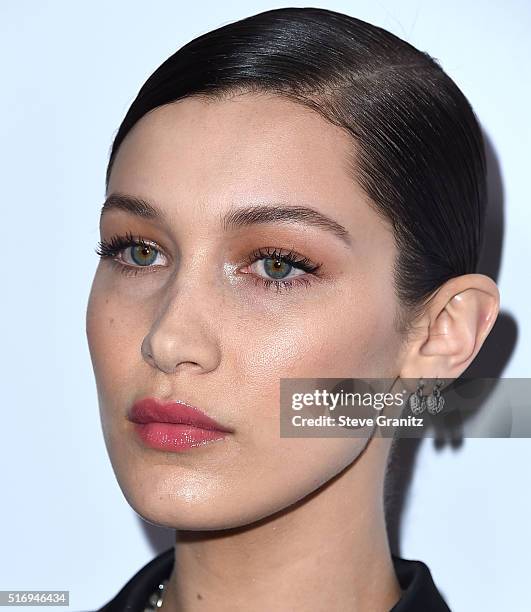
[1,1,529,610]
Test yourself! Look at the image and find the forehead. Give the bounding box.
[107,93,371,219]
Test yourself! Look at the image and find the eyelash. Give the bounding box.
[242,246,322,292]
[94,231,166,278]
[94,232,323,292]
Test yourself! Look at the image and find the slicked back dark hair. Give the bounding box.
[105,7,487,329]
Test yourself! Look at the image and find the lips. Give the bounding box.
[129,397,232,432]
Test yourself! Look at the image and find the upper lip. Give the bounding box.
[128,397,233,432]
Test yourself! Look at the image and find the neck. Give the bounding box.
[160,439,401,612]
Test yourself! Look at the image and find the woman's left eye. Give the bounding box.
[250,257,306,280]
[241,247,323,293]
[121,243,165,267]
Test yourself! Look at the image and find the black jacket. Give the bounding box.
[93,548,451,611]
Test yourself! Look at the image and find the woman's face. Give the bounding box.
[86,93,406,529]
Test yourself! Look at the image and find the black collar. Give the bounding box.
[96,548,451,611]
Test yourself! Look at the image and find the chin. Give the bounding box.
[121,490,282,532]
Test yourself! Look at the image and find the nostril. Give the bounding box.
[141,337,155,364]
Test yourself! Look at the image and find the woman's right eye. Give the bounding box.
[95,232,169,276]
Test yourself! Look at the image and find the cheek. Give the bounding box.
[86,276,144,404]
[230,284,402,458]
[234,288,402,383]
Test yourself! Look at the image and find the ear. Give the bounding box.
[399,274,500,384]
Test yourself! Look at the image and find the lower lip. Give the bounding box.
[133,422,229,452]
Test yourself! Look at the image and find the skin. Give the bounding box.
[86,92,500,611]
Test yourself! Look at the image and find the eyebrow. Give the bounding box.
[101,193,352,246]
[101,193,163,221]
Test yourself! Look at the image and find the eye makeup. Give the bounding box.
[95,231,325,293]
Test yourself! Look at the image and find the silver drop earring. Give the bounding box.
[408,379,427,415]
[409,377,445,415]
[426,377,445,415]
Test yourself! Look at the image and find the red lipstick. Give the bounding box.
[129,397,233,452]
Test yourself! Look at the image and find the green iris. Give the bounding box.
[264,257,292,279]
[131,244,158,266]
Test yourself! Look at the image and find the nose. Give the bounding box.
[141,278,222,375]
